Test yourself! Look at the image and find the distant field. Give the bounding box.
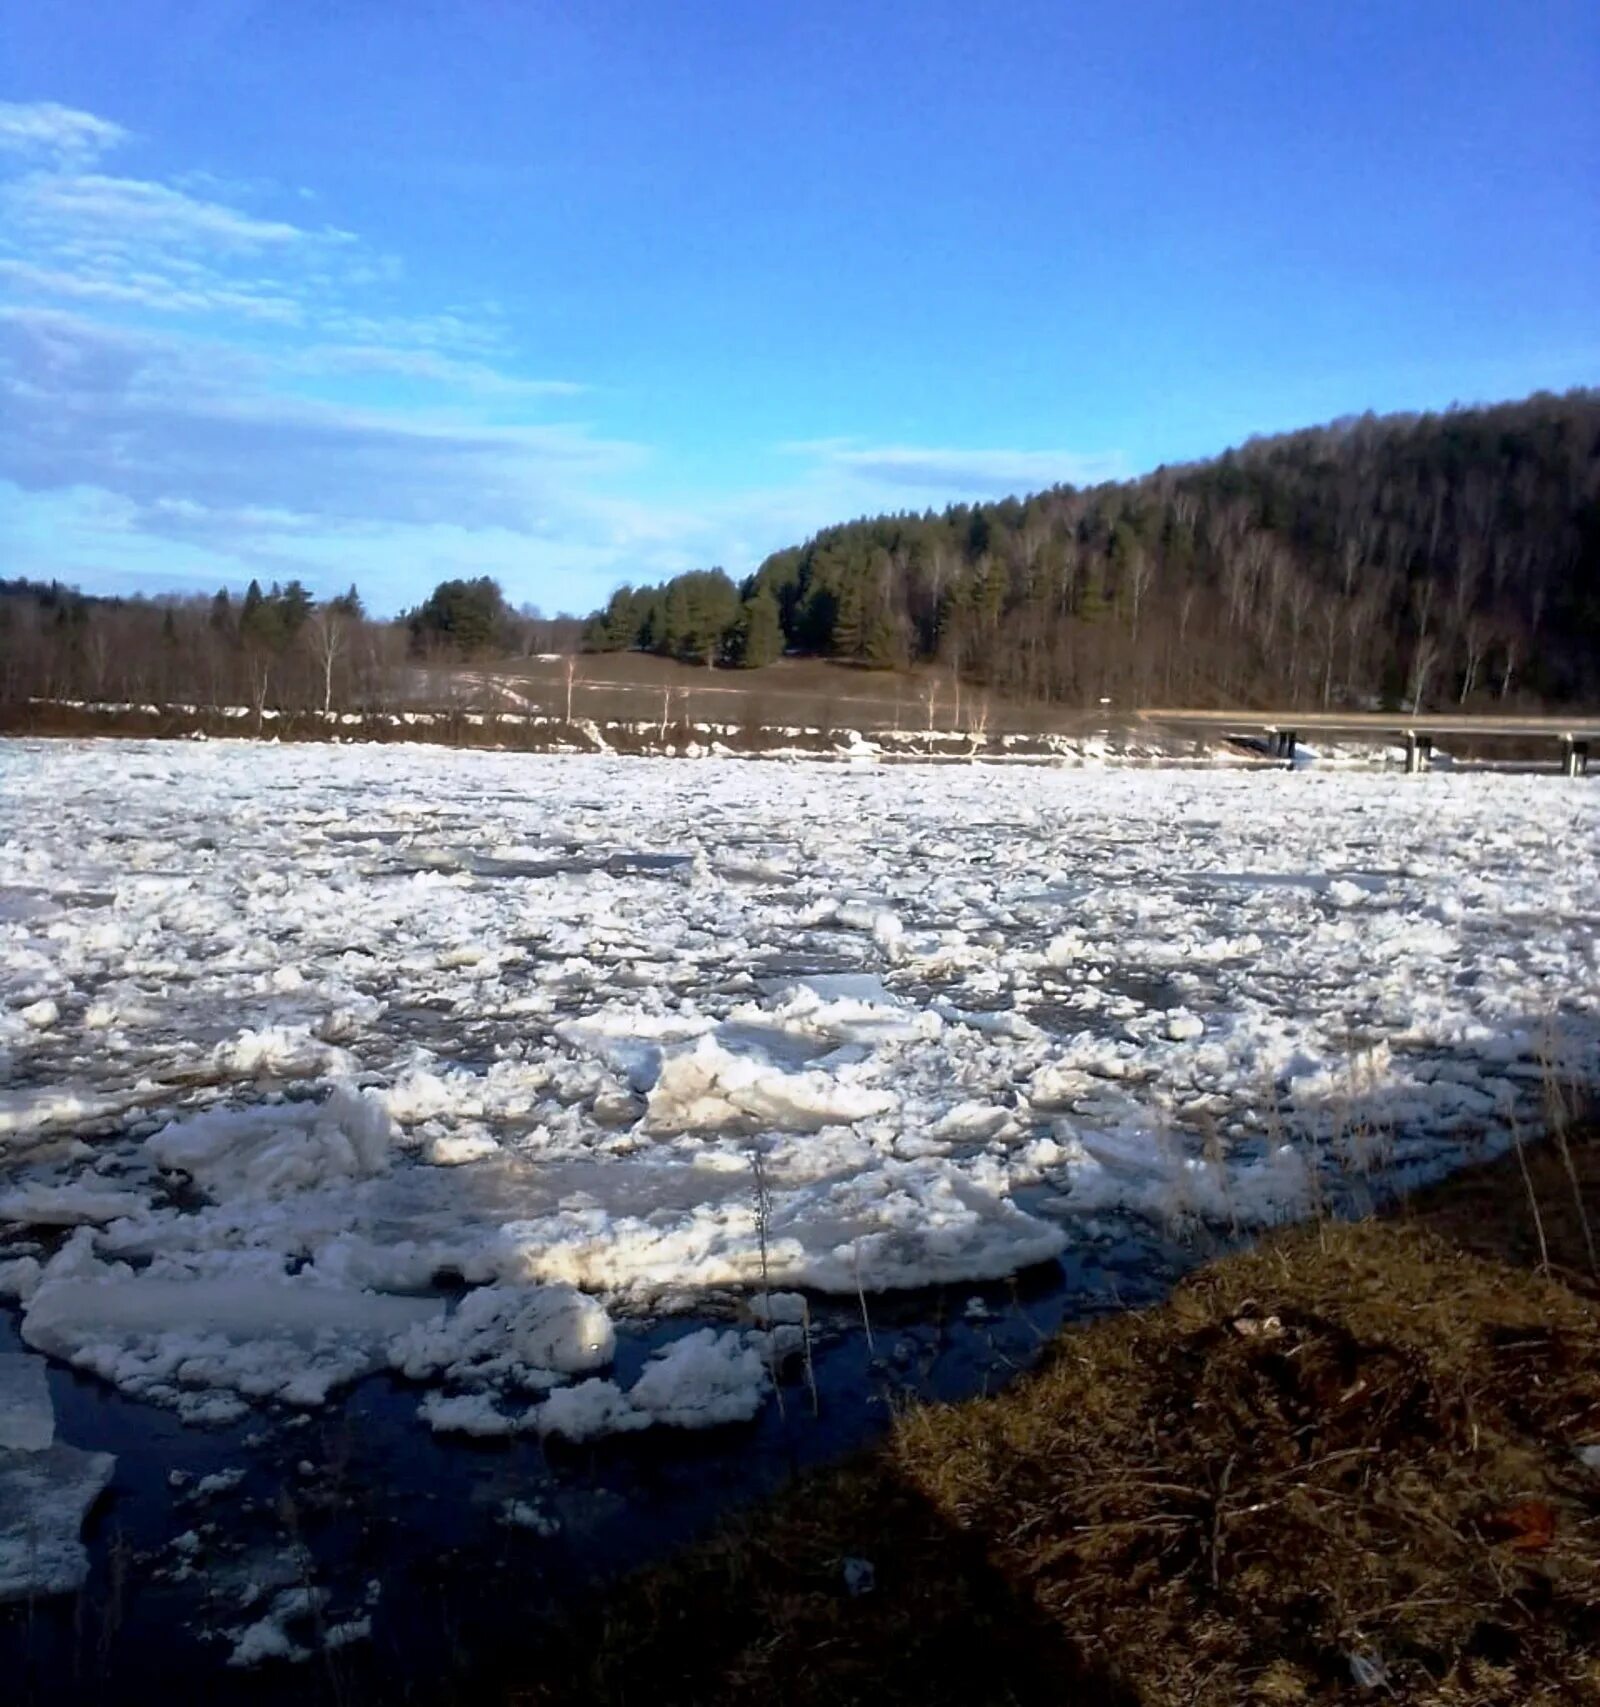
[409,652,1109,736]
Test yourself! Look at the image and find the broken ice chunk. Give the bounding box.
[628,1328,769,1429]
[23,1274,444,1412]
[0,1442,116,1601]
[144,1086,395,1200]
[535,1378,650,1442]
[390,1283,614,1387]
[1165,1010,1205,1042]
[645,1034,894,1133]
[0,1184,151,1228]
[0,1354,54,1451]
[416,1391,532,1437]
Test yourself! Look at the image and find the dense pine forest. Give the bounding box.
[3,391,1597,715]
[587,392,1600,709]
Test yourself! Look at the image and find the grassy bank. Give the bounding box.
[514,1126,1600,1706]
[0,697,1129,760]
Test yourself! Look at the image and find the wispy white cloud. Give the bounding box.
[0,155,371,337]
[316,307,509,356]
[0,100,488,361]
[782,439,1126,497]
[10,170,344,251]
[0,256,309,322]
[0,94,656,610]
[0,307,639,533]
[171,167,296,204]
[0,100,127,167]
[0,99,1121,613]
[289,342,584,396]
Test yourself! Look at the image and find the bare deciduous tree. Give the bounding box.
[306,606,348,716]
[1458,613,1490,704]
[1408,635,1439,715]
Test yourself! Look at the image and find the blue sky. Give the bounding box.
[1,2,1595,616]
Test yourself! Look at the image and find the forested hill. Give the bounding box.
[585,391,1600,710]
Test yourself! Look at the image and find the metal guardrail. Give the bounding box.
[1137,709,1600,736]
[1135,709,1598,774]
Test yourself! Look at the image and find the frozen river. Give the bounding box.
[1,739,1596,1680]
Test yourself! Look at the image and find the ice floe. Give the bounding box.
[0,739,1595,1439]
[390,1282,614,1387]
[0,1351,53,1451]
[0,1350,115,1602]
[145,1087,396,1198]
[22,1259,443,1418]
[0,1442,116,1601]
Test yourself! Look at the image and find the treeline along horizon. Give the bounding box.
[585,390,1600,710]
[3,390,1597,715]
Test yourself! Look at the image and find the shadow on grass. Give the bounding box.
[505,1464,1140,1707]
[507,1109,1600,1707]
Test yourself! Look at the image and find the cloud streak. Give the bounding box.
[0,98,1120,612]
[12,170,340,251]
[0,100,127,167]
[0,99,631,603]
[0,308,639,536]
[0,100,489,358]
[290,343,585,397]
[784,439,1126,497]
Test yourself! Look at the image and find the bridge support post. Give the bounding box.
[1404,733,1434,774]
[1562,737,1590,778]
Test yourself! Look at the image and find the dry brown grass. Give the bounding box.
[475,651,1125,737]
[511,1127,1600,1707]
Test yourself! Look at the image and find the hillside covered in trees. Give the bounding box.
[5,391,1596,720]
[585,392,1600,709]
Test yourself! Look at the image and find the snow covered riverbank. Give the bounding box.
[1,739,1596,1600]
